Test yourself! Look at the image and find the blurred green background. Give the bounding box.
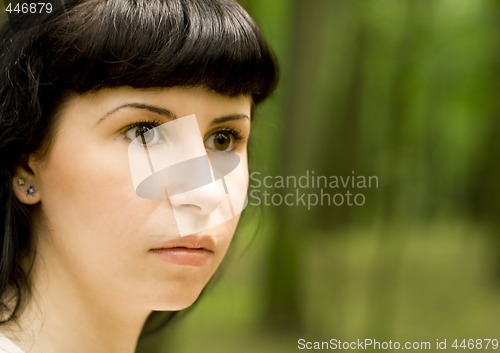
[138,0,500,352]
[3,0,499,352]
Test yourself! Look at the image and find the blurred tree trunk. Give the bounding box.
[260,0,339,332]
[364,0,426,338]
[465,0,500,280]
[309,0,364,230]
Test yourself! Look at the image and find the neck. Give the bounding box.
[10,259,150,353]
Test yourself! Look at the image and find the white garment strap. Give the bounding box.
[0,333,25,353]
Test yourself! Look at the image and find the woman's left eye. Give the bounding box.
[204,129,242,152]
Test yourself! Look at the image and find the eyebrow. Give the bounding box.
[97,103,176,125]
[97,103,249,125]
[210,114,250,125]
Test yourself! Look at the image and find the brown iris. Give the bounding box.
[212,131,232,151]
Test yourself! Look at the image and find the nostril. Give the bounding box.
[178,204,203,213]
[169,181,225,216]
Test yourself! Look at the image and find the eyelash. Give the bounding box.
[121,120,246,147]
[206,127,245,143]
[121,119,161,138]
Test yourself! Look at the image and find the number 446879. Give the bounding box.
[452,338,499,350]
[5,2,53,14]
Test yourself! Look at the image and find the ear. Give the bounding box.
[12,155,41,205]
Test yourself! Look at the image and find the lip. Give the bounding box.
[149,235,216,266]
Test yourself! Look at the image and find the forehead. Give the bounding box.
[58,87,252,122]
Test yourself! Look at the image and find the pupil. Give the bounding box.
[136,126,154,144]
[215,133,230,150]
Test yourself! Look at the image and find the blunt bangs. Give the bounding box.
[29,0,277,104]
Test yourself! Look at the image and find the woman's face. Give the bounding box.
[26,86,251,312]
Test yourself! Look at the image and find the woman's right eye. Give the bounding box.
[124,122,162,145]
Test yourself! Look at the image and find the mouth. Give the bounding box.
[149,235,216,266]
[150,235,216,252]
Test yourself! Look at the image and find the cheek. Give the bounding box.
[36,131,142,243]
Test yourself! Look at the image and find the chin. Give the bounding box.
[151,289,205,311]
[153,300,198,312]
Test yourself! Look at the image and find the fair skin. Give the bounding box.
[9,86,251,353]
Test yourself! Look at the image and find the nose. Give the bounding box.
[163,155,224,215]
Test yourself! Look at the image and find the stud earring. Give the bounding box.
[18,178,26,186]
[26,185,37,195]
